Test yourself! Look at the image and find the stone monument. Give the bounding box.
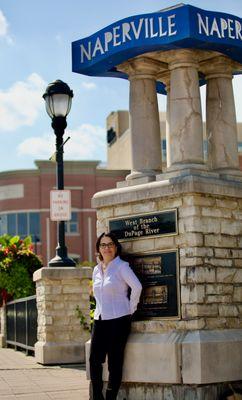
[72,4,242,399]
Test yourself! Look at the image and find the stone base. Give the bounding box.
[182,329,242,384]
[115,382,237,400]
[86,331,182,383]
[91,380,242,400]
[118,173,157,187]
[125,169,157,181]
[166,162,207,173]
[156,167,218,182]
[86,329,242,384]
[35,341,85,365]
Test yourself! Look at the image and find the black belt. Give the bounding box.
[99,315,102,320]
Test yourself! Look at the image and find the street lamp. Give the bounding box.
[43,79,75,267]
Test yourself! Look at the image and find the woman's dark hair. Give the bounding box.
[96,232,122,261]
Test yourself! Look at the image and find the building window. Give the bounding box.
[7,214,16,236]
[18,213,28,237]
[65,212,79,234]
[0,215,7,236]
[0,212,41,241]
[107,127,117,146]
[29,213,40,238]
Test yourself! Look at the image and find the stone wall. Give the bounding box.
[34,266,92,364]
[96,192,242,332]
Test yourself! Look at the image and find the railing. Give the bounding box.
[6,295,37,353]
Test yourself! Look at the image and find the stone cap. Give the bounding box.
[33,266,92,282]
[92,171,242,208]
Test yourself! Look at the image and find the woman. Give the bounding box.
[89,232,142,400]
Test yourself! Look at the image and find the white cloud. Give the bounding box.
[17,123,106,161]
[55,34,63,44]
[0,9,13,44]
[0,73,46,132]
[81,82,97,90]
[17,133,54,158]
[0,10,8,37]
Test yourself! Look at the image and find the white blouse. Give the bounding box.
[92,256,142,320]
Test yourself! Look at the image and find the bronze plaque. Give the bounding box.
[127,251,179,319]
[109,210,177,241]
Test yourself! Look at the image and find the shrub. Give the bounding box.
[75,261,96,331]
[76,279,96,332]
[0,234,42,304]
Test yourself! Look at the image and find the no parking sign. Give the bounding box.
[50,190,71,221]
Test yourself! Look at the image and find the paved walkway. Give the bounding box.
[0,348,89,400]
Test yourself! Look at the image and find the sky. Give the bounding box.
[0,0,242,172]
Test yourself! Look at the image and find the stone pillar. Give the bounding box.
[118,57,164,182]
[33,266,92,364]
[202,56,240,174]
[168,50,205,171]
[0,305,6,348]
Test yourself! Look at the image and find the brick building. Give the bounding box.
[0,160,127,266]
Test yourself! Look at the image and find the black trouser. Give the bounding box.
[89,315,131,400]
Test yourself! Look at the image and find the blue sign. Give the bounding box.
[72,4,242,93]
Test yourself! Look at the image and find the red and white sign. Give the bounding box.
[50,190,71,221]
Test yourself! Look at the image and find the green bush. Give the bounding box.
[0,234,43,304]
[75,262,96,331]
[76,279,95,332]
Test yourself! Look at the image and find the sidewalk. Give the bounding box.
[0,348,89,400]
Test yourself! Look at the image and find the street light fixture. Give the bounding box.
[43,79,75,267]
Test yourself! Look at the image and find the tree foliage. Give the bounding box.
[0,234,42,304]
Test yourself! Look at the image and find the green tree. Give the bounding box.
[0,234,42,304]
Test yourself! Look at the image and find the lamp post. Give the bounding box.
[43,79,75,267]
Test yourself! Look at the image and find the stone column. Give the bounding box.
[0,305,6,348]
[168,50,205,171]
[202,56,240,174]
[33,266,92,364]
[118,57,165,182]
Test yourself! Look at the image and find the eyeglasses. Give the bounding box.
[99,242,115,249]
